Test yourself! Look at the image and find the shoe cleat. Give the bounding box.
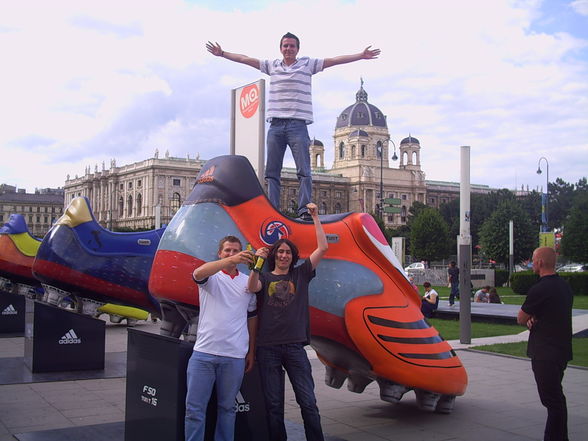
[347,373,373,393]
[414,389,442,412]
[377,378,411,403]
[148,155,468,410]
[323,365,347,389]
[0,214,42,288]
[32,197,163,315]
[435,394,456,414]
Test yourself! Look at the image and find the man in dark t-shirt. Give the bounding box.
[518,246,573,441]
[248,202,328,441]
[447,261,459,306]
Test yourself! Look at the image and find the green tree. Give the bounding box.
[561,192,588,262]
[479,200,537,265]
[409,207,450,261]
[440,189,517,254]
[548,178,575,230]
[518,190,542,233]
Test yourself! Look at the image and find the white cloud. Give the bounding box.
[0,0,586,195]
[571,0,588,15]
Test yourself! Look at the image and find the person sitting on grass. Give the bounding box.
[421,282,439,318]
[488,287,502,304]
[474,286,490,303]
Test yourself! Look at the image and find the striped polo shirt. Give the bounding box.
[260,57,324,124]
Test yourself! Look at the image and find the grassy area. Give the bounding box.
[471,339,588,368]
[427,285,588,309]
[427,318,523,341]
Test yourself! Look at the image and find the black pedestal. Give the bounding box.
[0,290,25,334]
[125,329,269,441]
[24,299,105,373]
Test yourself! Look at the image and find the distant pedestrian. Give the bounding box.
[421,282,438,318]
[447,261,459,306]
[474,286,490,303]
[488,287,502,304]
[517,246,573,441]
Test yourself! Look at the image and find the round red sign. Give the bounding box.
[240,84,259,119]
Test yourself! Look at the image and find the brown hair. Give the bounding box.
[217,235,242,253]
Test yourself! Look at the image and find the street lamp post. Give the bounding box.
[536,157,549,232]
[379,139,398,219]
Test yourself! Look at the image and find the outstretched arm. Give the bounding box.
[323,46,380,69]
[206,41,260,69]
[308,203,328,270]
[193,251,253,281]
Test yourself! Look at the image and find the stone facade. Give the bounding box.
[64,152,205,230]
[60,84,493,231]
[0,187,64,237]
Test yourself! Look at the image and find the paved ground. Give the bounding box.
[1,310,587,441]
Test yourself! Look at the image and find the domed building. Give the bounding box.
[63,82,491,231]
[315,82,427,224]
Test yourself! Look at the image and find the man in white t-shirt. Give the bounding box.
[206,33,380,220]
[185,236,257,441]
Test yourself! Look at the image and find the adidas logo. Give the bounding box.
[235,390,250,413]
[2,304,18,315]
[58,329,82,345]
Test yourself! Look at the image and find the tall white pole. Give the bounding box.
[459,146,472,344]
[509,220,514,282]
[154,204,161,229]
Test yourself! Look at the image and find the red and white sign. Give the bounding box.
[231,79,265,182]
[240,84,259,119]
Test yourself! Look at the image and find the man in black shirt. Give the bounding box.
[518,246,573,441]
[248,202,328,441]
[447,261,459,306]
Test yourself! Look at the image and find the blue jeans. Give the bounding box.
[449,282,459,305]
[185,351,245,441]
[266,119,312,215]
[257,343,324,441]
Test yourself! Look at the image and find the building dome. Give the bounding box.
[335,83,387,129]
[310,138,324,146]
[401,135,420,145]
[349,129,369,138]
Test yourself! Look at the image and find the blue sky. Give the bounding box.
[1,0,587,194]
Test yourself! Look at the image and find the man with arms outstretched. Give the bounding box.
[207,33,380,219]
[517,246,573,441]
[248,202,328,441]
[185,236,257,441]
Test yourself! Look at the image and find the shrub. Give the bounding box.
[510,272,588,296]
[510,271,539,295]
[495,269,509,287]
[559,273,588,296]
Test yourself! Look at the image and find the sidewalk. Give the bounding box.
[1,318,587,441]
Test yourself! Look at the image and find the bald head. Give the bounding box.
[532,246,557,276]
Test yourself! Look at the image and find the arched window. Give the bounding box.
[361,145,366,157]
[412,151,418,164]
[320,202,327,215]
[339,142,345,159]
[127,195,133,217]
[376,141,383,159]
[334,203,342,214]
[119,197,124,217]
[136,193,142,216]
[171,192,181,215]
[351,145,356,158]
[288,199,297,213]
